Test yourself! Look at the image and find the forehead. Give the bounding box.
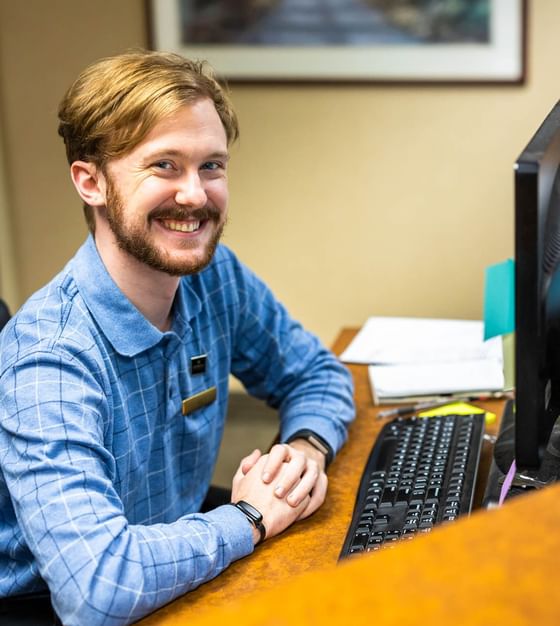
[129,98,228,159]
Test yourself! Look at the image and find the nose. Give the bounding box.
[174,171,207,208]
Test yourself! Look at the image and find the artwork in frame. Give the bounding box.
[147,0,526,83]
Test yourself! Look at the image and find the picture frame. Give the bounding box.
[146,0,526,84]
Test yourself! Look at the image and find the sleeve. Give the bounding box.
[0,349,254,626]
[227,254,355,458]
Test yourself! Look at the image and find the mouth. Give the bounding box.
[159,219,203,234]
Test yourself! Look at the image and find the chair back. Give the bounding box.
[0,298,10,332]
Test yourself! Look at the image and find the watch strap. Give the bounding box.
[232,500,266,544]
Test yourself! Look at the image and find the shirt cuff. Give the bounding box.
[203,504,255,560]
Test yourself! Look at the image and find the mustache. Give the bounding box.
[149,206,222,222]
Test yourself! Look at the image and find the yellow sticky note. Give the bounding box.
[418,402,496,425]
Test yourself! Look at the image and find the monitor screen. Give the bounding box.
[515,100,560,471]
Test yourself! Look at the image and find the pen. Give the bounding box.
[376,392,508,420]
[377,400,452,420]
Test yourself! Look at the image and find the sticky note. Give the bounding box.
[418,401,496,424]
[484,259,515,340]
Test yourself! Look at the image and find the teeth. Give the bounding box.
[164,220,200,233]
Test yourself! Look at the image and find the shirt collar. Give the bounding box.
[71,236,202,356]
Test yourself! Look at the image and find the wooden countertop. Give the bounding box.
[138,329,556,625]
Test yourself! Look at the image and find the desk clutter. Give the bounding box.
[340,316,505,404]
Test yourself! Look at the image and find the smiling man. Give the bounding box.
[0,50,354,626]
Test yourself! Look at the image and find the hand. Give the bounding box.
[238,448,263,475]
[231,454,310,544]
[261,441,328,520]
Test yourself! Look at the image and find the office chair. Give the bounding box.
[0,298,10,331]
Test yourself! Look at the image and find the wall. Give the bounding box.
[0,102,18,307]
[0,1,556,346]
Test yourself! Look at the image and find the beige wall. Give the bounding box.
[0,1,556,346]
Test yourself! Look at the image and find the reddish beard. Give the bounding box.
[104,177,225,276]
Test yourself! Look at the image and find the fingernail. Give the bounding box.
[263,472,270,482]
[275,485,284,496]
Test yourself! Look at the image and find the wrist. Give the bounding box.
[231,500,267,545]
[285,429,333,469]
[288,439,327,472]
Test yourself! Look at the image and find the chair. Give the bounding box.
[0,298,10,331]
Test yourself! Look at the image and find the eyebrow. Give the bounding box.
[144,149,230,163]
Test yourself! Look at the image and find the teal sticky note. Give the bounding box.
[484,259,515,340]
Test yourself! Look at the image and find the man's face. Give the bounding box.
[100,98,229,276]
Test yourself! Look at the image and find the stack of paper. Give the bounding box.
[340,317,504,404]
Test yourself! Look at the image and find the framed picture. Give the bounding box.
[147,0,526,84]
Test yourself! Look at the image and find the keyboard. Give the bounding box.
[339,413,485,558]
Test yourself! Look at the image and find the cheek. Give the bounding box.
[206,179,229,207]
[140,180,176,204]
[125,178,228,212]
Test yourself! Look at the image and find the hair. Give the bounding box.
[57,49,239,233]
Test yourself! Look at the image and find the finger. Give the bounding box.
[233,450,261,490]
[232,453,269,501]
[272,452,308,498]
[296,473,328,520]
[294,493,313,519]
[285,461,321,506]
[261,443,291,483]
[240,448,262,475]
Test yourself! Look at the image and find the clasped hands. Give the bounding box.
[231,441,328,545]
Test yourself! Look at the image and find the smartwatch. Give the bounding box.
[232,500,266,544]
[285,429,334,469]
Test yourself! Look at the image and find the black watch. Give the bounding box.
[285,429,334,469]
[232,500,266,544]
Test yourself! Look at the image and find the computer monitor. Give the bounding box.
[514,100,560,472]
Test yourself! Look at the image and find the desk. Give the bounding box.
[138,328,559,625]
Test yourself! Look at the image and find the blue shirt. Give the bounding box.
[0,236,354,625]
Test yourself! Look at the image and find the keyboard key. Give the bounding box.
[380,487,397,507]
[373,514,390,527]
[396,488,411,504]
[351,533,370,549]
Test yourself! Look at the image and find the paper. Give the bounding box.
[369,359,504,401]
[484,259,515,340]
[418,401,496,424]
[341,317,502,365]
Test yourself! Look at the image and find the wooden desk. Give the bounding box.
[139,329,559,625]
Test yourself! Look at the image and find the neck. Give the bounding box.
[93,225,180,332]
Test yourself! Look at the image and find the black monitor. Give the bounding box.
[484,102,560,505]
[514,100,560,473]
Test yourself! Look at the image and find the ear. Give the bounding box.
[70,161,107,207]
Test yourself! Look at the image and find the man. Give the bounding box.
[0,50,354,625]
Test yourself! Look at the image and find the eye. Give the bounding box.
[152,160,175,171]
[201,161,224,172]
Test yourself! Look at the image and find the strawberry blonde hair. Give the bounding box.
[57,49,238,232]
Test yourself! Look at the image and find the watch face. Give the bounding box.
[237,500,262,523]
[235,501,266,544]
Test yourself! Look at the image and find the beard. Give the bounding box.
[104,177,226,276]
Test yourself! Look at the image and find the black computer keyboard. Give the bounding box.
[339,412,485,558]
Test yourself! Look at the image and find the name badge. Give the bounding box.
[190,354,207,375]
[182,386,217,416]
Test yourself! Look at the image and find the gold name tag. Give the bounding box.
[182,386,217,416]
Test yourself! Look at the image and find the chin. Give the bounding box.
[160,249,216,276]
